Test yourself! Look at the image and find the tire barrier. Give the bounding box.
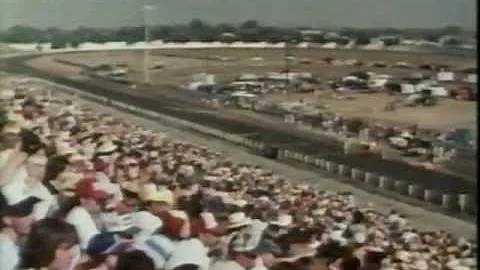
[364,172,378,186]
[407,184,423,199]
[38,77,475,217]
[424,189,441,204]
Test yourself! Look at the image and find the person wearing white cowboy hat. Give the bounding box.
[226,212,253,231]
[140,183,174,217]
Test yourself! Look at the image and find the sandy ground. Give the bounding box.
[48,84,475,239]
[26,49,476,131]
[261,91,477,131]
[0,43,18,54]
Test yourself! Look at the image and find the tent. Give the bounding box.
[437,72,455,82]
[401,84,416,94]
[427,86,449,97]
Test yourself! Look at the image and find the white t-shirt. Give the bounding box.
[0,233,19,270]
[164,238,210,270]
[65,206,100,249]
[25,181,57,220]
[210,260,245,270]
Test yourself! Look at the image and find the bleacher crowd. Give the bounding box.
[0,76,476,270]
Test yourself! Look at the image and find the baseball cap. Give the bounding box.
[0,196,41,217]
[86,232,134,256]
[75,178,109,202]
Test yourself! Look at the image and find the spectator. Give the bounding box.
[20,218,80,270]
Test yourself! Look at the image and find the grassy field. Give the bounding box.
[25,48,477,131]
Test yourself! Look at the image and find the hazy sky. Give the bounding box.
[0,0,476,30]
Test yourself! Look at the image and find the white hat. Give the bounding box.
[269,214,293,227]
[96,141,117,154]
[329,230,348,246]
[312,208,326,216]
[227,212,252,229]
[395,250,410,262]
[141,184,173,205]
[231,220,267,253]
[204,175,218,182]
[178,165,195,177]
[230,199,248,208]
[412,260,429,270]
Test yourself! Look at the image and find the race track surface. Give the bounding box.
[1,55,476,202]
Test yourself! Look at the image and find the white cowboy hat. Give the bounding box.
[178,165,195,177]
[96,141,117,154]
[141,184,173,205]
[226,212,252,229]
[269,214,293,227]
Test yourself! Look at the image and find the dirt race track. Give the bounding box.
[25,48,477,132]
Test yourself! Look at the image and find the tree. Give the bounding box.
[241,20,259,29]
[355,36,371,45]
[425,35,440,43]
[443,37,460,46]
[381,37,400,46]
[50,36,68,49]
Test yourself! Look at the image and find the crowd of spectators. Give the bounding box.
[0,76,476,270]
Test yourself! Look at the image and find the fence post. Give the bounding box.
[441,194,453,209]
[394,180,407,194]
[458,194,470,212]
[407,184,422,199]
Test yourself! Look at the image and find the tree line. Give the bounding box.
[0,19,466,49]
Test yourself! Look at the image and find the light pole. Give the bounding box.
[283,38,296,90]
[143,5,154,85]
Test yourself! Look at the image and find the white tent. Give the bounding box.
[427,86,449,97]
[401,84,416,94]
[464,74,477,84]
[437,72,455,82]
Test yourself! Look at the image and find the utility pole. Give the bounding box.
[283,38,296,91]
[143,5,154,85]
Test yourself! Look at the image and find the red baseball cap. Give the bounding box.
[75,178,109,202]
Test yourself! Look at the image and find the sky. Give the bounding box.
[0,0,476,30]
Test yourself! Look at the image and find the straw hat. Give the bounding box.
[140,184,173,205]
